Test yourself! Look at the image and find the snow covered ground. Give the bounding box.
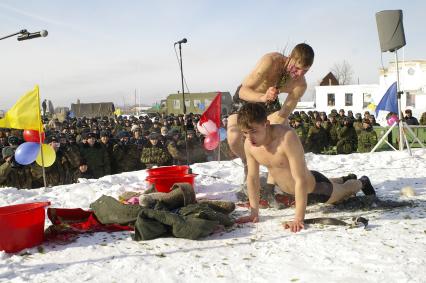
[1,149,426,283]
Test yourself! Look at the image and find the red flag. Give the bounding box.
[200,92,221,128]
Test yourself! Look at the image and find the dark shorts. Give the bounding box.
[230,85,281,115]
[308,171,333,203]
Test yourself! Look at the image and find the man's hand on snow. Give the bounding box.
[283,219,304,233]
[236,209,259,224]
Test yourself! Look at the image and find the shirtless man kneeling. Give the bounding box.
[236,103,376,232]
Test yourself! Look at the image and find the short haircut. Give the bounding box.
[290,43,314,67]
[237,103,267,129]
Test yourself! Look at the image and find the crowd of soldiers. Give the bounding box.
[0,113,234,190]
[1,108,425,189]
[290,108,425,155]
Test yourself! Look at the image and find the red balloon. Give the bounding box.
[203,132,220,150]
[23,129,45,143]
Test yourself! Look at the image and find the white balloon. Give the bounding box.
[197,121,208,135]
[197,120,217,136]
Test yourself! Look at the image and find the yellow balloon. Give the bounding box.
[36,144,56,167]
[367,103,376,111]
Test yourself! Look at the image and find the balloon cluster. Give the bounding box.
[196,120,227,150]
[14,129,56,167]
[387,114,399,126]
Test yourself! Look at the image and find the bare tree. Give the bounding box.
[331,60,354,85]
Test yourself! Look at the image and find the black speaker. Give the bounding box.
[376,10,406,52]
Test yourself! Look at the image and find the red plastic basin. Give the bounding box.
[146,174,196,193]
[0,202,50,253]
[146,165,189,177]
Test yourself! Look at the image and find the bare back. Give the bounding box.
[241,52,307,96]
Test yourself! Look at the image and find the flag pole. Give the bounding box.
[218,138,221,163]
[35,85,47,188]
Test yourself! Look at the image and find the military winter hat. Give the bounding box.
[149,132,160,140]
[2,146,14,158]
[79,158,88,166]
[168,129,180,136]
[8,136,19,145]
[100,131,109,137]
[45,135,59,144]
[118,131,131,139]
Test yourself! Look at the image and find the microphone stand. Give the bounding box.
[0,30,27,41]
[176,42,191,169]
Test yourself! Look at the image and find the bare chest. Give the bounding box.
[250,146,288,169]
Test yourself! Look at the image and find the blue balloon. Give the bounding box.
[14,142,40,165]
[219,127,227,141]
[68,111,75,118]
[198,103,205,111]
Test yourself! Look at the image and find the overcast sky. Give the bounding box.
[1,0,425,109]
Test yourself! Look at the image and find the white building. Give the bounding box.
[315,60,426,118]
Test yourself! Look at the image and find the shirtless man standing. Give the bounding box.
[227,44,314,203]
[227,43,314,162]
[236,103,376,232]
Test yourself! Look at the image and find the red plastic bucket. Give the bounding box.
[146,174,196,193]
[0,202,50,253]
[147,165,189,177]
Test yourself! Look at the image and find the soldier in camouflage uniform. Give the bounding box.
[357,118,378,153]
[80,132,111,178]
[368,115,380,126]
[320,112,332,143]
[353,113,363,135]
[31,136,66,187]
[0,147,32,189]
[293,117,307,149]
[170,118,184,134]
[301,111,312,128]
[166,129,186,165]
[179,130,207,164]
[72,159,94,183]
[306,117,328,154]
[0,133,8,165]
[336,109,346,125]
[140,133,172,168]
[58,133,81,184]
[328,114,340,147]
[150,122,162,134]
[336,117,358,154]
[420,112,426,125]
[112,131,142,173]
[99,131,114,170]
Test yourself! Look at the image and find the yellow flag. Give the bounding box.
[114,108,122,116]
[0,85,42,131]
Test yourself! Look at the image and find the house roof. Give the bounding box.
[320,72,339,86]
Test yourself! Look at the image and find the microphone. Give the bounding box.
[174,38,187,45]
[17,30,48,41]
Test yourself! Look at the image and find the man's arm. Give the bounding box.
[283,129,312,232]
[268,81,307,124]
[236,141,261,223]
[239,53,279,103]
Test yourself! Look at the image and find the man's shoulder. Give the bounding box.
[272,124,297,140]
[273,125,302,148]
[261,52,284,63]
